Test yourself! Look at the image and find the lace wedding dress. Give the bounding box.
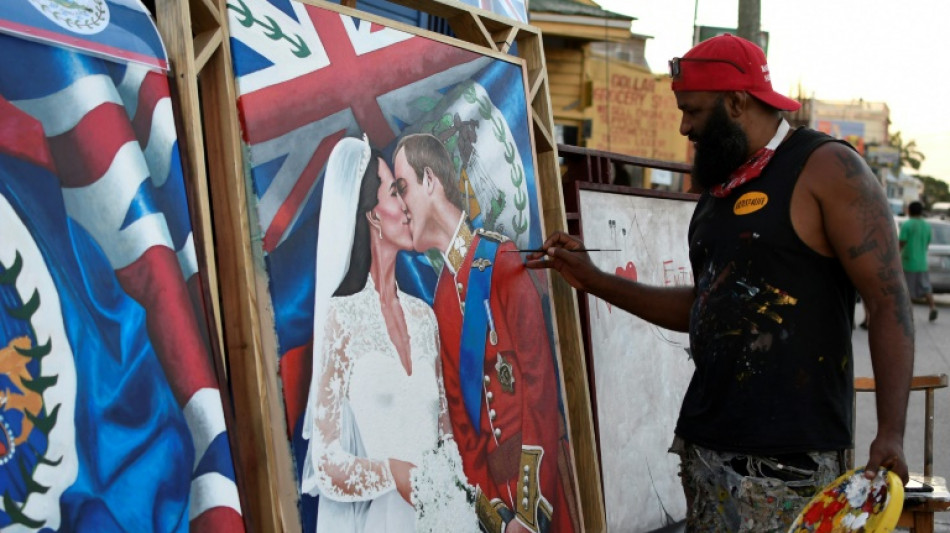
[302,277,448,532]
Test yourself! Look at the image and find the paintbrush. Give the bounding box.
[504,248,620,253]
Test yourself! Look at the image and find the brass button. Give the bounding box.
[493,428,501,438]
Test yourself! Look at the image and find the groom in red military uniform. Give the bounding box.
[392,133,575,533]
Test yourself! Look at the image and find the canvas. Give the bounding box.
[578,186,696,531]
[0,3,244,530]
[226,0,580,531]
[454,0,528,23]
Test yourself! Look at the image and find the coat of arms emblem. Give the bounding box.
[0,197,78,531]
[28,0,110,35]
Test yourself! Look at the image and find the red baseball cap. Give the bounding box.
[669,33,800,112]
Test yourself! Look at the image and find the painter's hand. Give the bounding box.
[525,231,601,292]
[863,433,908,484]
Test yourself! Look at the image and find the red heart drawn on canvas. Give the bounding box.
[602,262,637,313]
[616,261,638,281]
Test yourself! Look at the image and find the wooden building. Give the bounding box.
[530,0,690,190]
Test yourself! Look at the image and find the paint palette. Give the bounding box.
[787,468,903,533]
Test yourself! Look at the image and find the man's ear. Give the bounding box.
[725,91,748,118]
[423,167,436,195]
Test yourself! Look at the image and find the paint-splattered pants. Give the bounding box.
[670,437,842,532]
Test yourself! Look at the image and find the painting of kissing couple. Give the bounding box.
[228,1,582,531]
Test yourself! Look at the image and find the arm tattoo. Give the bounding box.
[835,150,914,338]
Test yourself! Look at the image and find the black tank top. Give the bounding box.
[677,127,856,454]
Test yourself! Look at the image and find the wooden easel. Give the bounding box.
[154,0,605,531]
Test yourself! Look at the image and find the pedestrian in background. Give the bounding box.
[901,200,938,322]
[527,33,913,532]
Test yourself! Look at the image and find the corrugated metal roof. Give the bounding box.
[530,0,633,20]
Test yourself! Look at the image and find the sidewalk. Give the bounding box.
[853,293,950,532]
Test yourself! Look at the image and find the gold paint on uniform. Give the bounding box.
[516,447,544,529]
[475,228,510,243]
[447,223,474,273]
[475,489,505,533]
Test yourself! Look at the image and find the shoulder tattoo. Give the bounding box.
[833,149,914,338]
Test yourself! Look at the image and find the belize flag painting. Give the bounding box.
[0,1,244,531]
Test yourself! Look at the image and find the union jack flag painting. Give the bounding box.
[0,3,244,531]
[227,0,550,530]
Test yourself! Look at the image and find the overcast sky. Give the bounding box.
[592,0,950,182]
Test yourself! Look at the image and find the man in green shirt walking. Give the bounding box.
[900,201,938,321]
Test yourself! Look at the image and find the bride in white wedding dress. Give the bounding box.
[300,135,463,532]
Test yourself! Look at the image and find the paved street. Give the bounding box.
[853,293,950,532]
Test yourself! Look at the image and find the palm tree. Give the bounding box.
[889,130,926,171]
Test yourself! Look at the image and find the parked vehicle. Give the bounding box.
[929,218,950,293]
[895,216,950,293]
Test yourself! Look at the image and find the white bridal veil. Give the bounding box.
[300,135,372,530]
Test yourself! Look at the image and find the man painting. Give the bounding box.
[392,133,574,533]
[527,34,913,532]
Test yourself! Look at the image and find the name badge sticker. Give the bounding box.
[733,191,769,215]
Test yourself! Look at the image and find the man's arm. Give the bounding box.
[803,142,913,483]
[525,231,694,332]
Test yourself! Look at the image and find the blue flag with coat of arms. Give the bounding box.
[0,1,244,531]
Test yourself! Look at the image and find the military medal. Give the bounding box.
[495,353,515,393]
[472,257,492,272]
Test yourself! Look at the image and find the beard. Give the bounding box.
[691,99,750,190]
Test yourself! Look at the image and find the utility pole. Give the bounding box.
[737,0,761,46]
[692,0,700,45]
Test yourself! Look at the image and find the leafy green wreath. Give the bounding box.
[40,0,108,32]
[0,252,61,529]
[227,0,312,58]
[422,82,528,241]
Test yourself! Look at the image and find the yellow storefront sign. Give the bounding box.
[584,58,688,163]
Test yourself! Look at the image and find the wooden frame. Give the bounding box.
[153,0,603,530]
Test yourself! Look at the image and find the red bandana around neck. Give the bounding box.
[709,119,791,198]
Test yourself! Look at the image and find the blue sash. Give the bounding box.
[459,236,499,433]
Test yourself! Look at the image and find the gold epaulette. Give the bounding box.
[475,228,510,243]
